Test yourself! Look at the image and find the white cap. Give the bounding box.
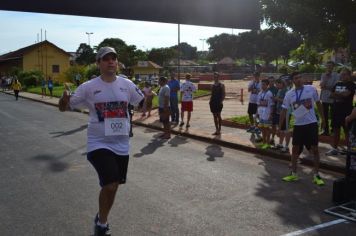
[96,47,117,61]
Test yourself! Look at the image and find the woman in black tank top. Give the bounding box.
[209,72,225,135]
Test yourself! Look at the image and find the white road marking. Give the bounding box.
[280,219,347,236]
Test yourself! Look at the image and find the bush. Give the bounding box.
[85,64,100,79]
[18,70,44,87]
[299,64,316,73]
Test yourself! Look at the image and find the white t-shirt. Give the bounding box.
[180,81,197,102]
[282,85,319,126]
[69,76,144,155]
[257,90,274,120]
[248,81,261,104]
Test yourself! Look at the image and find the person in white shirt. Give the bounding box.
[58,47,144,236]
[279,72,326,186]
[256,79,274,149]
[247,71,261,134]
[179,73,197,128]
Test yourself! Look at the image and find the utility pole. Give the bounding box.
[86,32,93,46]
[199,38,206,51]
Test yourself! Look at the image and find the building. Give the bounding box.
[132,61,162,82]
[0,40,71,82]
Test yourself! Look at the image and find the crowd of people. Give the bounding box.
[245,62,356,186]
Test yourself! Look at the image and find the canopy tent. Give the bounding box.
[0,0,260,29]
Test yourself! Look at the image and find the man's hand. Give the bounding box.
[59,84,70,112]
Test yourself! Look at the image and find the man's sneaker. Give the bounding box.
[325,148,338,156]
[179,122,184,127]
[94,225,111,236]
[282,173,299,182]
[275,144,284,149]
[254,127,261,134]
[246,126,255,133]
[313,175,325,186]
[94,214,111,236]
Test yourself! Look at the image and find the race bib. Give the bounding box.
[104,118,129,136]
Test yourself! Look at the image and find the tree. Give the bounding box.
[261,0,356,49]
[171,42,198,60]
[97,38,140,67]
[206,33,240,60]
[75,43,95,65]
[147,47,177,66]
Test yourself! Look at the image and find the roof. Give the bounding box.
[0,40,71,62]
[0,0,260,29]
[218,57,236,65]
[168,59,199,66]
[132,61,162,69]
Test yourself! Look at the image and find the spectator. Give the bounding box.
[246,71,261,134]
[47,76,53,98]
[279,72,326,186]
[158,76,171,139]
[256,79,274,149]
[275,78,291,153]
[209,72,225,135]
[319,61,339,136]
[41,79,47,98]
[142,81,156,117]
[179,73,197,128]
[326,68,355,156]
[268,76,278,145]
[167,72,180,124]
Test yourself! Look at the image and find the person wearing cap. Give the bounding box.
[179,73,197,128]
[158,76,171,139]
[279,72,326,186]
[58,46,144,236]
[246,71,261,134]
[319,61,339,136]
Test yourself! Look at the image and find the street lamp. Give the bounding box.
[199,38,206,51]
[86,32,93,46]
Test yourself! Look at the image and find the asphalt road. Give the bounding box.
[1,93,356,236]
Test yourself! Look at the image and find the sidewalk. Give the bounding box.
[3,89,346,173]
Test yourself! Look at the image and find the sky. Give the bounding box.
[0,10,252,55]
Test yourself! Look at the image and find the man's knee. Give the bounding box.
[103,182,119,192]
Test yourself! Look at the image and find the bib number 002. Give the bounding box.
[104,118,129,136]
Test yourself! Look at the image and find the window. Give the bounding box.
[52,65,60,73]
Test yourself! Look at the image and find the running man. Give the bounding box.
[58,47,144,236]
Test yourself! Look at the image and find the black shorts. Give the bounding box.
[209,101,223,114]
[87,148,129,187]
[333,112,350,129]
[272,113,279,125]
[247,103,258,115]
[292,122,318,146]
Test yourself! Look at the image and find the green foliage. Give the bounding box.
[64,65,86,82]
[290,43,322,66]
[85,64,100,79]
[18,70,44,87]
[148,47,177,66]
[261,0,356,49]
[299,64,317,73]
[170,42,198,60]
[75,43,95,65]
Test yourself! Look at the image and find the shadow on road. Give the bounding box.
[253,153,342,233]
[50,124,88,138]
[29,154,69,172]
[133,135,168,158]
[168,135,188,147]
[205,144,224,161]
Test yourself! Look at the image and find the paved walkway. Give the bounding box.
[2,83,346,173]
